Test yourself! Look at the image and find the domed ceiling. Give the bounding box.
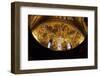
[28,15,88,51]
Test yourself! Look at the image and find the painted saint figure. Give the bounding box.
[67,42,72,50]
[57,36,63,50]
[47,39,53,48]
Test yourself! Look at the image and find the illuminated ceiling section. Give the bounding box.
[28,15,87,51]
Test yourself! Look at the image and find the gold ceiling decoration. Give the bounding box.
[28,15,87,51]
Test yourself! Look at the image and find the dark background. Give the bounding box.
[28,27,88,61]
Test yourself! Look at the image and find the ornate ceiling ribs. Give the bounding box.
[28,15,87,36]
